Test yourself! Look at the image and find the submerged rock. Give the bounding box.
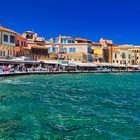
[0,95,7,101]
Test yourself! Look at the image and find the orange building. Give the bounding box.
[13,34,27,57]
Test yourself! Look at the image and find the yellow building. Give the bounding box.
[129,47,140,65]
[112,45,133,65]
[0,26,17,58]
[91,43,103,62]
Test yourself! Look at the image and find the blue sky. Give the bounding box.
[0,0,140,45]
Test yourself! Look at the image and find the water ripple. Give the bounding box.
[0,73,140,139]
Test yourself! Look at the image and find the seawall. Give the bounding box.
[0,71,140,78]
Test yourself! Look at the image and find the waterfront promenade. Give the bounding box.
[0,70,140,77]
[0,59,139,77]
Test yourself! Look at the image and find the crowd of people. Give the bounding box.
[0,63,137,74]
[0,64,72,73]
[0,64,43,73]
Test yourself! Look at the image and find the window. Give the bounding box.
[115,53,117,58]
[62,39,67,44]
[69,48,72,52]
[88,46,92,53]
[69,48,76,52]
[48,47,51,53]
[10,50,12,55]
[117,60,119,63]
[17,40,20,46]
[8,50,10,56]
[72,48,76,52]
[10,35,15,43]
[132,60,135,65]
[24,42,26,47]
[68,40,74,43]
[62,48,67,52]
[52,48,58,52]
[4,35,8,42]
[68,40,71,43]
[123,61,126,64]
[26,34,33,39]
[113,60,115,63]
[52,48,55,52]
[122,53,126,58]
[0,50,2,56]
[3,51,5,56]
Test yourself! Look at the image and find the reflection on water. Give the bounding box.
[0,73,140,139]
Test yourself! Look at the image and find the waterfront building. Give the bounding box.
[2,25,140,67]
[22,31,45,46]
[13,34,27,57]
[98,38,114,63]
[112,45,132,65]
[107,44,119,63]
[129,47,140,65]
[46,43,62,60]
[56,36,75,44]
[91,42,103,63]
[20,47,31,57]
[22,31,48,60]
[46,36,93,62]
[0,26,16,58]
[22,31,37,44]
[100,38,113,47]
[27,44,48,60]
[60,43,93,62]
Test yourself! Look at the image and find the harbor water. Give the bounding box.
[0,73,140,139]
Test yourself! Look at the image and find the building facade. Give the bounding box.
[0,26,17,58]
[56,36,75,44]
[27,44,48,60]
[13,34,28,57]
[91,43,103,63]
[22,31,45,46]
[1,26,140,66]
[46,36,93,62]
[129,47,140,65]
[112,49,131,65]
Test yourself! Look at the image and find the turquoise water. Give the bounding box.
[0,73,140,140]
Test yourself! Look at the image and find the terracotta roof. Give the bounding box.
[31,45,47,49]
[75,38,92,43]
[92,42,102,46]
[0,26,17,34]
[22,47,31,50]
[16,34,27,40]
